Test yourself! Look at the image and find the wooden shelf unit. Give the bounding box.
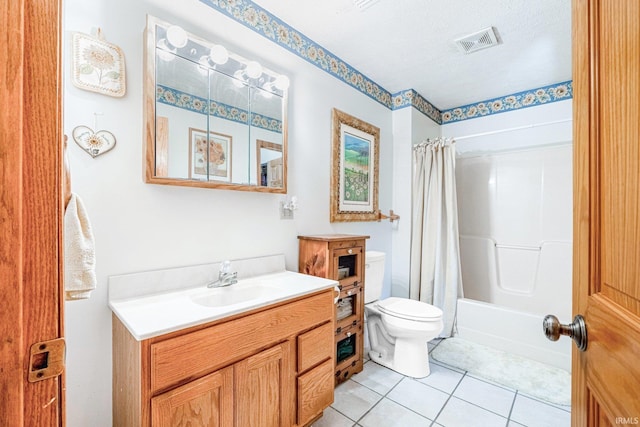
[298,234,369,385]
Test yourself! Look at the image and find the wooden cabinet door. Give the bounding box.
[151,366,233,427]
[332,246,363,289]
[234,342,293,427]
[573,0,640,424]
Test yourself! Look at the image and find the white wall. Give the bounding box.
[63,0,393,425]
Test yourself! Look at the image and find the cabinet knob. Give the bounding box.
[348,249,353,254]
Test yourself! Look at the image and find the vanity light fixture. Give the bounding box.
[209,44,229,65]
[273,75,290,91]
[157,25,187,62]
[165,25,188,48]
[231,61,271,88]
[259,74,290,98]
[245,61,263,79]
[198,44,229,72]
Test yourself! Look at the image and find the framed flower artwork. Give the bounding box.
[72,30,126,97]
[188,128,232,182]
[330,108,380,222]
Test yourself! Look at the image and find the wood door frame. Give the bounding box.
[572,0,592,424]
[1,0,65,425]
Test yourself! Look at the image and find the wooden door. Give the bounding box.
[151,366,233,427]
[234,342,294,427]
[573,0,640,425]
[0,0,64,425]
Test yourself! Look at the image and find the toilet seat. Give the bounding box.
[376,297,443,322]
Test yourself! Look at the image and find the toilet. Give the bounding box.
[364,251,443,378]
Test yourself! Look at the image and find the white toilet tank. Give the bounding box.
[365,251,385,303]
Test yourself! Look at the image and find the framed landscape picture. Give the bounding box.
[330,108,380,222]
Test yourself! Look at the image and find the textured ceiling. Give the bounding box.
[251,0,572,110]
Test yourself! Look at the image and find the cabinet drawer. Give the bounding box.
[328,239,364,250]
[297,322,333,374]
[150,290,333,393]
[297,359,334,426]
[335,319,361,338]
[338,282,362,299]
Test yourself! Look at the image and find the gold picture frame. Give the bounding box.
[330,108,380,222]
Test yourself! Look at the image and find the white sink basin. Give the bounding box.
[190,284,280,307]
[109,267,339,340]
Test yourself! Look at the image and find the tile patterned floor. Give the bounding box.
[312,339,571,427]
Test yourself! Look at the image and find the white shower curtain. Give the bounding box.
[409,138,463,337]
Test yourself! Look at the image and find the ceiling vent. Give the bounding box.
[454,27,500,54]
[352,0,380,11]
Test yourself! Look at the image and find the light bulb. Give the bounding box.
[209,45,229,65]
[245,61,263,79]
[274,75,290,90]
[166,25,188,49]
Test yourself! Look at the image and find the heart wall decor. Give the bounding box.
[72,126,116,158]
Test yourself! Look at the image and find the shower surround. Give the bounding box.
[454,143,572,371]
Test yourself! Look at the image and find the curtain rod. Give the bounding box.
[451,118,572,141]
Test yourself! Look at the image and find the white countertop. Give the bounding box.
[109,270,337,340]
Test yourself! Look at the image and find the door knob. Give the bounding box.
[543,314,588,351]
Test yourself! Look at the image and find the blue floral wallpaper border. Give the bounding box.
[199,0,393,108]
[156,85,283,133]
[391,89,442,124]
[199,0,572,124]
[440,81,573,124]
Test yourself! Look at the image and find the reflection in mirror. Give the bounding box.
[144,15,289,192]
[257,140,283,188]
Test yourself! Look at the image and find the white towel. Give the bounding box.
[64,193,97,300]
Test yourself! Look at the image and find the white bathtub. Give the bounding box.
[456,298,571,372]
[454,144,573,373]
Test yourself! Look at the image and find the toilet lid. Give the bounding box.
[377,297,443,321]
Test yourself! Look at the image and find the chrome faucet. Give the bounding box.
[207,260,238,288]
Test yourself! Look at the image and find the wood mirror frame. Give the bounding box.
[143,15,288,193]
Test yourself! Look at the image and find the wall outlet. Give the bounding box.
[280,201,294,220]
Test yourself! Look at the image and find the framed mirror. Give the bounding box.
[144,15,289,192]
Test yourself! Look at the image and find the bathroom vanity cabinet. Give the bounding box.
[112,288,335,427]
[297,234,369,385]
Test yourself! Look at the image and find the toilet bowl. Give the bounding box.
[364,251,443,378]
